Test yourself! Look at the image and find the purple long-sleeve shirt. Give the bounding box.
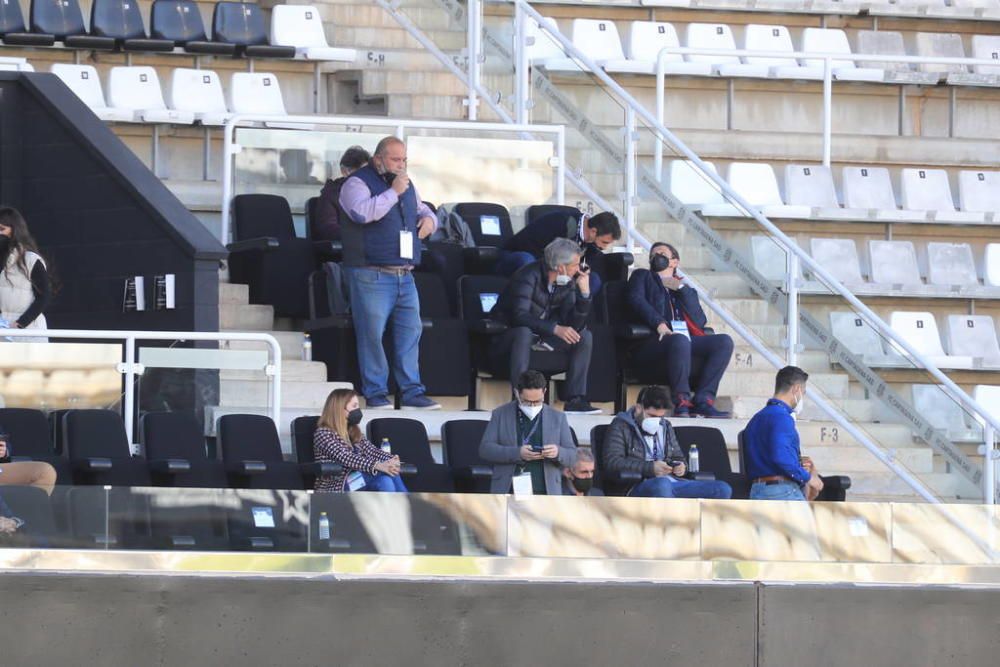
[338,175,436,227]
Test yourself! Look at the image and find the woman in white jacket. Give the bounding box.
[0,208,50,342]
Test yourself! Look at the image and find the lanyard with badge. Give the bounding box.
[667,290,691,340]
[512,415,543,497]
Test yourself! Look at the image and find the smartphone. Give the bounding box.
[382,171,397,186]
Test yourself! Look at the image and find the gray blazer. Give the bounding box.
[478,401,577,495]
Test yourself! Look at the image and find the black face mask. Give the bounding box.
[0,237,9,254]
[571,477,593,494]
[649,254,670,273]
[347,408,363,426]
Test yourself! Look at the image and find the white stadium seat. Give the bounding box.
[270,5,356,62]
[684,23,770,78]
[751,235,791,282]
[50,64,135,123]
[970,35,1000,77]
[899,168,986,223]
[526,16,578,72]
[889,311,973,368]
[973,386,1000,426]
[912,384,977,440]
[667,160,726,207]
[842,166,924,222]
[168,69,232,126]
[985,244,1000,287]
[701,163,810,218]
[868,240,923,287]
[958,170,1000,217]
[855,31,940,85]
[0,57,32,72]
[952,0,1000,9]
[829,311,904,365]
[810,238,865,286]
[945,315,1000,366]
[623,21,714,76]
[107,67,195,125]
[926,242,979,287]
[744,25,821,80]
[784,164,866,220]
[228,73,288,115]
[800,29,885,82]
[914,32,996,86]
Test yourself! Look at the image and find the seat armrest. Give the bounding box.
[149,458,192,474]
[453,464,493,480]
[227,237,280,253]
[300,461,343,476]
[462,246,501,263]
[703,327,716,335]
[248,536,275,550]
[820,474,852,491]
[614,323,653,340]
[686,471,716,481]
[170,535,197,548]
[467,319,508,335]
[606,469,643,483]
[10,455,34,463]
[74,457,113,471]
[228,460,267,475]
[313,240,343,262]
[399,463,419,476]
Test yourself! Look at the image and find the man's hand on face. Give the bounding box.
[391,171,410,195]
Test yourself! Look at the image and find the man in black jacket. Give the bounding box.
[603,386,732,498]
[311,145,370,242]
[496,210,621,294]
[490,238,599,414]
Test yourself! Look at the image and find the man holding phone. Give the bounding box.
[338,136,440,411]
[479,370,578,495]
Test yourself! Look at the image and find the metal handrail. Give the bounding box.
[220,112,566,245]
[652,45,1000,174]
[513,0,1000,444]
[0,329,283,445]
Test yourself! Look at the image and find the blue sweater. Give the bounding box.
[742,399,811,485]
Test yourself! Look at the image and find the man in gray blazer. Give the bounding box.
[479,370,578,495]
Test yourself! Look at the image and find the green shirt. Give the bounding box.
[516,408,547,495]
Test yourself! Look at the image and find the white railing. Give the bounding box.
[219,113,567,245]
[651,46,1000,177]
[0,329,283,446]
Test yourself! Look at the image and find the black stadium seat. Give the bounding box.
[31,0,115,49]
[525,204,580,227]
[218,414,303,490]
[90,0,174,51]
[0,408,71,484]
[141,412,227,488]
[441,419,492,493]
[63,410,151,487]
[413,272,471,399]
[0,0,54,46]
[366,418,453,493]
[211,2,295,58]
[590,424,641,496]
[227,194,321,319]
[674,425,748,499]
[150,0,236,55]
[451,202,514,274]
[291,415,344,487]
[737,430,852,502]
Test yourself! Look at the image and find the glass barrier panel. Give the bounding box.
[0,341,122,414]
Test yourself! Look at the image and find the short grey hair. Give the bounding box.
[576,447,594,463]
[543,237,582,271]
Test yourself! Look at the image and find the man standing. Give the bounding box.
[490,238,600,415]
[338,136,439,410]
[743,366,824,501]
[479,370,577,495]
[603,386,732,499]
[496,210,621,295]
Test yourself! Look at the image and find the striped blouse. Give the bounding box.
[313,426,393,493]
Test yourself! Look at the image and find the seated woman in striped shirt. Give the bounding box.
[313,388,407,493]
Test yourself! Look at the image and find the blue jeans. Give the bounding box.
[495,250,535,277]
[345,267,426,401]
[630,476,732,499]
[361,471,408,493]
[750,480,806,501]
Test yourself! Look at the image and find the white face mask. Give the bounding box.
[554,273,572,286]
[641,416,662,435]
[793,389,806,417]
[519,403,543,420]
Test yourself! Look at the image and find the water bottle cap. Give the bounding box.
[320,511,327,516]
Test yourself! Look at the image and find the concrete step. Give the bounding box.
[219,282,249,306]
[333,25,467,51]
[223,331,307,360]
[715,297,776,324]
[220,359,329,382]
[688,272,756,298]
[324,3,456,31]
[848,471,981,501]
[798,444,933,474]
[219,304,275,331]
[219,378,353,409]
[712,322,785,348]
[361,70,472,97]
[730,396,875,422]
[719,370,847,399]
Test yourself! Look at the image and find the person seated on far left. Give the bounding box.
[313,388,407,493]
[0,431,56,496]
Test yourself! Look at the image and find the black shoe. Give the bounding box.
[692,397,730,419]
[563,397,601,415]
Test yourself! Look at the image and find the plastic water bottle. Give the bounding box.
[381,438,392,455]
[689,445,700,474]
[318,511,330,541]
[302,333,313,361]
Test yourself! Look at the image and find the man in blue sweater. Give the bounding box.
[743,366,824,501]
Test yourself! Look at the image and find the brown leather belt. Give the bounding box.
[368,265,413,276]
[753,475,796,486]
